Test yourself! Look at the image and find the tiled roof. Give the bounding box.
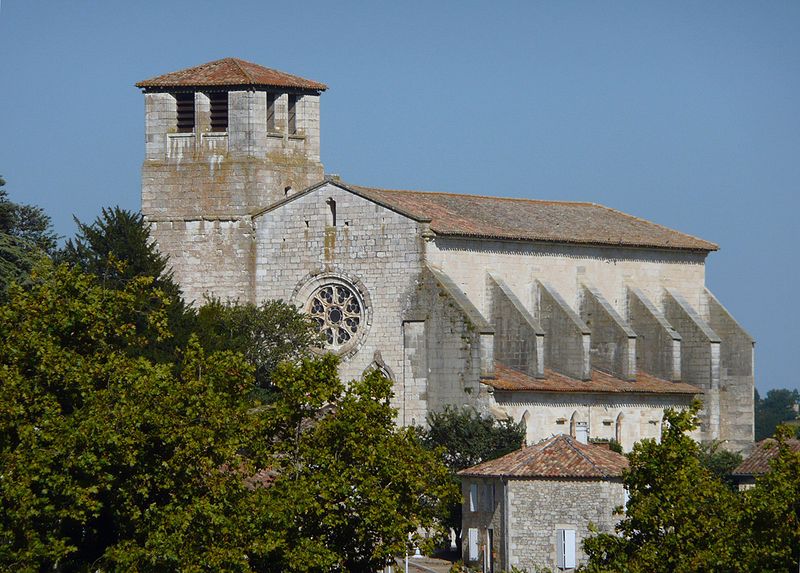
[459,434,629,479]
[350,185,717,251]
[487,362,701,395]
[136,58,327,91]
[732,438,800,476]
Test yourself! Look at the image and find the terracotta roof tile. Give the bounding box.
[459,434,629,478]
[732,438,800,476]
[136,58,327,91]
[350,185,717,251]
[487,362,701,395]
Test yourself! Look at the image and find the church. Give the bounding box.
[137,58,754,454]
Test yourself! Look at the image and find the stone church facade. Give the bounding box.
[137,58,755,453]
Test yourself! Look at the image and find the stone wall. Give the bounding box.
[507,478,624,571]
[407,266,492,419]
[253,182,427,423]
[492,392,695,451]
[536,280,591,380]
[462,478,506,571]
[427,237,708,320]
[488,274,545,378]
[462,476,626,572]
[664,289,721,442]
[705,289,755,452]
[147,217,254,305]
[627,286,681,381]
[142,89,323,305]
[580,283,636,380]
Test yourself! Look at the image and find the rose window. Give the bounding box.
[308,284,363,351]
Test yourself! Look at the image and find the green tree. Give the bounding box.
[741,424,800,572]
[0,262,271,571]
[422,406,525,472]
[581,401,745,573]
[195,297,320,391]
[0,175,58,299]
[698,440,743,489]
[0,262,457,572]
[755,388,800,441]
[59,207,192,362]
[253,358,459,572]
[420,406,525,550]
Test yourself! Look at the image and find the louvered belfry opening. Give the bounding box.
[174,92,195,133]
[209,91,228,132]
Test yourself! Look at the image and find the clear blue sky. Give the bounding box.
[1,1,797,393]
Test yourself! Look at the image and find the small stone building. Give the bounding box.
[732,438,800,490]
[459,434,628,572]
[136,58,755,452]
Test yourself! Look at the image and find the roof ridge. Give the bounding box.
[508,436,556,474]
[564,436,609,477]
[356,185,597,207]
[230,57,256,84]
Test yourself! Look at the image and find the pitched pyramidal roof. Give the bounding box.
[732,438,800,477]
[458,434,629,479]
[488,362,701,395]
[349,184,718,251]
[136,58,327,91]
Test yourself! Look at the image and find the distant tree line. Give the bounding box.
[756,387,800,441]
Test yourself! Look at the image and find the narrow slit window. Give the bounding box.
[288,94,298,134]
[175,93,195,133]
[209,92,228,132]
[266,93,276,132]
[326,198,336,227]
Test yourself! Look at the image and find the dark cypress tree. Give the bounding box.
[59,207,193,361]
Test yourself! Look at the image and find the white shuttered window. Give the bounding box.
[557,529,576,569]
[469,483,478,512]
[468,528,479,561]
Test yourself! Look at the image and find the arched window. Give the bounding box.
[570,411,588,443]
[615,412,625,445]
[521,410,531,445]
[363,362,392,381]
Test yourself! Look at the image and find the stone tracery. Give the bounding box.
[308,283,363,351]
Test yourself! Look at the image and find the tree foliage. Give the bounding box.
[422,406,525,472]
[0,262,456,571]
[59,207,192,362]
[581,403,800,573]
[255,358,458,572]
[420,406,525,542]
[698,440,743,488]
[0,263,271,571]
[0,175,58,299]
[60,207,177,297]
[741,424,800,571]
[581,401,745,572]
[195,298,320,390]
[755,388,800,441]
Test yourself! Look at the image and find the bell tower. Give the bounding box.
[137,58,326,303]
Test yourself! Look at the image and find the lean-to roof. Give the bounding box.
[488,363,701,395]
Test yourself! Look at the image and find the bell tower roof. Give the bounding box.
[136,57,327,92]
